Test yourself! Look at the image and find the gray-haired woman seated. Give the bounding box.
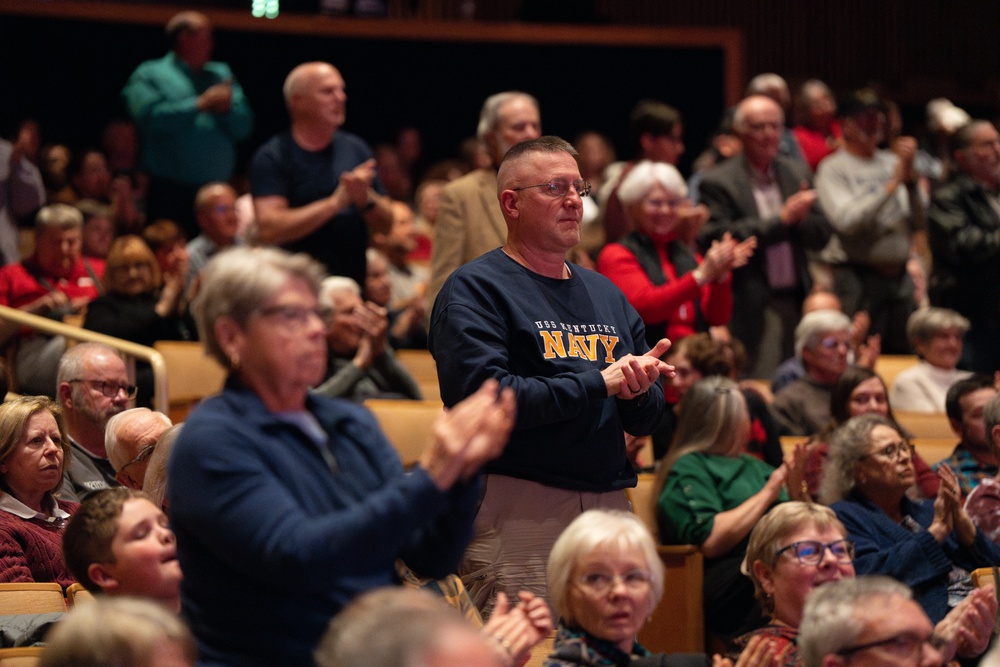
[545,509,777,667]
[888,307,972,413]
[167,246,517,667]
[821,413,1000,624]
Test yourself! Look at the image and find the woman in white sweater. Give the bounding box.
[889,307,971,412]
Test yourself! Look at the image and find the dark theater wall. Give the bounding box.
[0,12,729,175]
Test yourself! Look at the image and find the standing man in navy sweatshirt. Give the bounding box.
[429,136,671,616]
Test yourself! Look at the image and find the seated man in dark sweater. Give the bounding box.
[772,309,852,436]
[312,276,421,403]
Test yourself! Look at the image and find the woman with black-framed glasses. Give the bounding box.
[820,413,1000,627]
[733,502,995,667]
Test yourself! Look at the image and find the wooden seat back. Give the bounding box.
[0,583,65,615]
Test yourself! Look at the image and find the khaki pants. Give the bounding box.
[459,474,630,618]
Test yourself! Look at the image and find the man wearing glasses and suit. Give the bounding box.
[429,136,671,616]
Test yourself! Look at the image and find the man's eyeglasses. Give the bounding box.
[775,539,855,565]
[512,178,591,198]
[116,444,156,486]
[576,570,651,595]
[864,441,914,461]
[837,632,948,661]
[68,379,138,400]
[815,336,850,351]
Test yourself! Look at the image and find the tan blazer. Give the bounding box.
[427,168,507,310]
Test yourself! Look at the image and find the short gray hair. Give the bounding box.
[818,413,898,504]
[315,587,493,667]
[476,91,539,142]
[36,204,83,233]
[794,310,852,359]
[547,509,664,627]
[616,160,688,206]
[192,246,326,370]
[745,73,790,107]
[318,276,361,312]
[105,408,171,473]
[799,576,912,667]
[57,343,122,386]
[905,307,970,347]
[143,423,182,510]
[38,596,197,667]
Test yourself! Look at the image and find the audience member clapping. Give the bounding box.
[655,376,807,638]
[366,247,427,350]
[821,413,1000,622]
[313,275,422,401]
[84,236,191,347]
[801,367,938,500]
[596,161,755,347]
[735,502,994,666]
[168,246,515,665]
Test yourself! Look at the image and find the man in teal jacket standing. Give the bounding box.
[122,11,254,236]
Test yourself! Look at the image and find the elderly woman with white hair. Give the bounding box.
[597,160,755,347]
[546,509,778,667]
[167,246,516,667]
[888,307,972,413]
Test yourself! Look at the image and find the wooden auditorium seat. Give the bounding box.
[153,340,227,423]
[0,647,45,667]
[363,398,444,467]
[626,474,705,652]
[0,583,65,615]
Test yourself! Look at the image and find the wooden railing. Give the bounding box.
[0,305,168,415]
